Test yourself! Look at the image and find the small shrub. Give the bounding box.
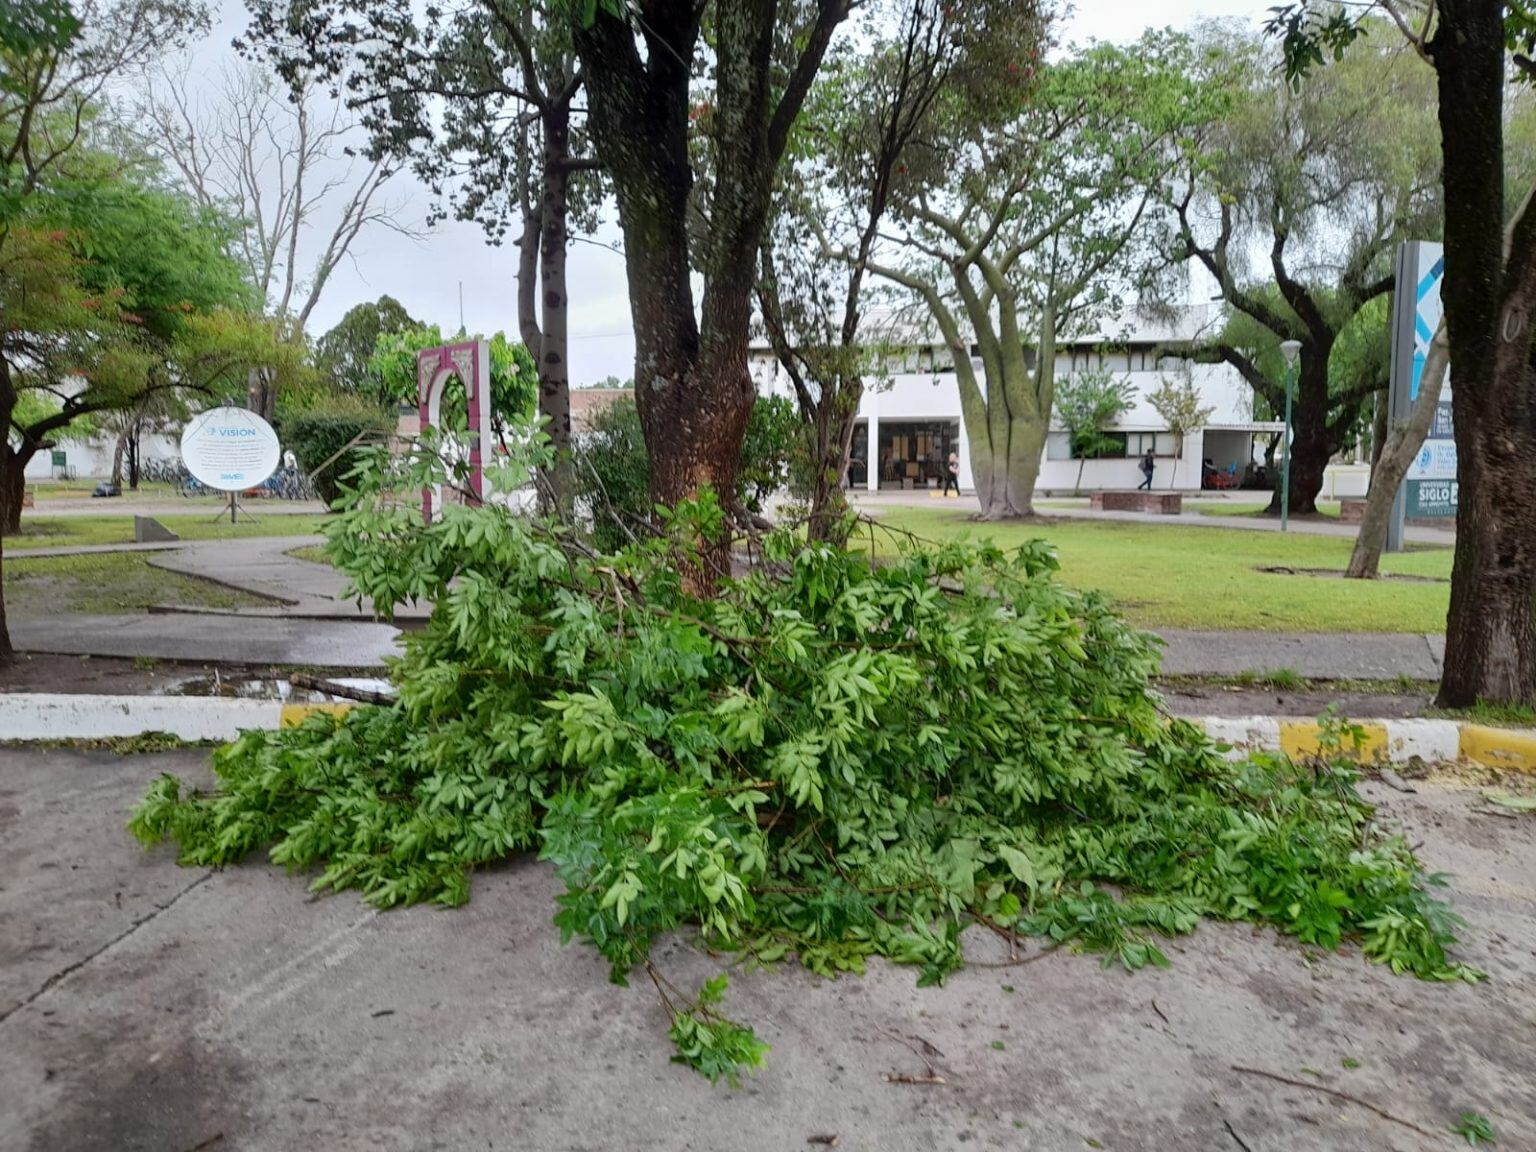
[281,409,394,507]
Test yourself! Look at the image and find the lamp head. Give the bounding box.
[1279,340,1302,365]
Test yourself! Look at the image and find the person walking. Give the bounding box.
[1137,449,1155,490]
[943,451,961,496]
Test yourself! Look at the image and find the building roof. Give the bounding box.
[569,387,631,432]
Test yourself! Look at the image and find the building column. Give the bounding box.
[867,400,880,492]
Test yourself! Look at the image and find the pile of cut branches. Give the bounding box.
[130,443,1479,1083]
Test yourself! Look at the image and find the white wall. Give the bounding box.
[23,432,180,481]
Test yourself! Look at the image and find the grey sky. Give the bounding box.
[195,0,1273,384]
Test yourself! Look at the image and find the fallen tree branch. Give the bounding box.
[289,673,395,705]
[1230,1066,1441,1139]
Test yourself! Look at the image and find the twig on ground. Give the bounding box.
[1230,1066,1440,1139]
[1222,1118,1254,1152]
[1151,999,1170,1025]
[806,1135,840,1146]
[882,1072,946,1085]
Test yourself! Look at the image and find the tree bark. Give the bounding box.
[537,112,575,516]
[0,374,18,663]
[1263,356,1331,516]
[575,0,847,586]
[111,433,127,490]
[1347,324,1448,579]
[1432,0,1536,706]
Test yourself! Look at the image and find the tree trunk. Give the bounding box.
[806,380,860,545]
[111,434,127,489]
[1347,325,1447,579]
[0,379,17,662]
[535,108,575,516]
[1432,0,1536,706]
[1369,390,1388,469]
[1264,361,1330,516]
[973,413,1043,519]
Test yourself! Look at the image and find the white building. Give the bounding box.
[749,307,1297,495]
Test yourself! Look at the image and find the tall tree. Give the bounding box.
[240,0,599,514]
[315,294,419,400]
[139,63,410,339]
[1165,23,1440,516]
[1273,2,1536,705]
[757,0,1041,542]
[869,32,1210,518]
[569,0,850,579]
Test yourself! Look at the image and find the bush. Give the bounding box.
[129,444,1480,1085]
[281,409,394,507]
[575,394,802,547]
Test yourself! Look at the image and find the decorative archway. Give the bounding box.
[417,339,492,521]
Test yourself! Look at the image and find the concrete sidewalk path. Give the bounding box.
[8,540,186,558]
[3,748,1533,1152]
[7,614,400,669]
[147,535,431,620]
[1157,629,1445,680]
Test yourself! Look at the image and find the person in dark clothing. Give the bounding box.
[1137,450,1155,490]
[943,451,961,496]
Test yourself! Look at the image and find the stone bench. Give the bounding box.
[1090,491,1182,514]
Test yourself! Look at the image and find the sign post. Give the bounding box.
[1385,241,1451,551]
[179,406,283,523]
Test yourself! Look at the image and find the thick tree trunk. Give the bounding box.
[1347,326,1448,579]
[1263,361,1330,516]
[973,414,1043,519]
[528,107,575,517]
[0,451,28,536]
[1432,0,1536,706]
[1369,390,1388,469]
[0,380,17,663]
[111,434,127,490]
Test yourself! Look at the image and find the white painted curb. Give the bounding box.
[0,694,281,742]
[1,696,1533,774]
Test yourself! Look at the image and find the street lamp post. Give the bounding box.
[1279,340,1302,532]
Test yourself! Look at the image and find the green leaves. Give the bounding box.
[129,479,1480,1086]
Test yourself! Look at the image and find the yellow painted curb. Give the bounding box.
[1278,719,1390,763]
[1458,724,1536,772]
[279,703,356,728]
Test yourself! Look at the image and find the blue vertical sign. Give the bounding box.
[1386,242,1454,550]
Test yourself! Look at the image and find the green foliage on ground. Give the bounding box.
[872,505,1451,632]
[129,442,1479,1083]
[4,553,266,618]
[9,515,331,551]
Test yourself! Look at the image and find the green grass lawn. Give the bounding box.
[869,505,1450,633]
[7,514,332,552]
[3,552,268,618]
[287,544,331,565]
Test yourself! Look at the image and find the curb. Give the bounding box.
[2,696,1534,773]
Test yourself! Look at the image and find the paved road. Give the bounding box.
[2,748,1532,1151]
[1157,629,1445,680]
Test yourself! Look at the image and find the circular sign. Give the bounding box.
[179,407,282,491]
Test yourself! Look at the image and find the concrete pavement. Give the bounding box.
[6,614,401,669]
[1156,629,1444,680]
[2,747,1533,1151]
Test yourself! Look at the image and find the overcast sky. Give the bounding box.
[192,0,1274,384]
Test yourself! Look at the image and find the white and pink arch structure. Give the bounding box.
[417,338,492,521]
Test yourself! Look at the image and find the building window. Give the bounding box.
[1125,432,1176,457]
[1070,432,1128,460]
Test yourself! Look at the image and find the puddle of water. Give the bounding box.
[163,674,395,703]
